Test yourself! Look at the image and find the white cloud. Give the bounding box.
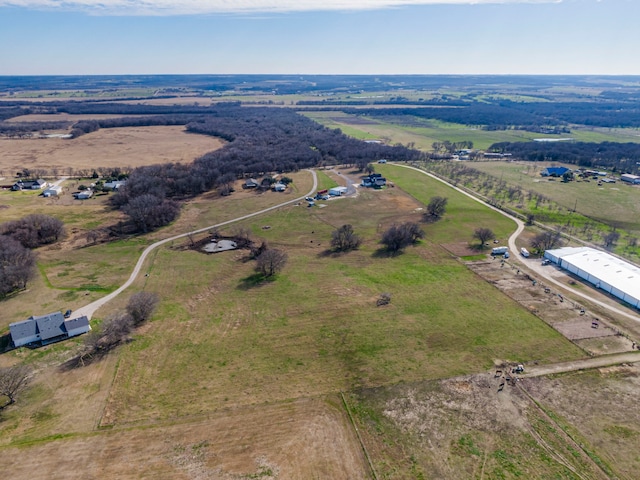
[0,0,562,15]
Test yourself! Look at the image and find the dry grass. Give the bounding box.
[0,395,367,479]
[0,125,223,174]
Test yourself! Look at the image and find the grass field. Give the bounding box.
[469,161,640,237]
[303,111,640,150]
[1,164,620,479]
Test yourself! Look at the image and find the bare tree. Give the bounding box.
[473,227,494,248]
[0,214,65,248]
[381,222,425,253]
[126,291,160,326]
[603,231,620,249]
[122,194,180,233]
[331,224,362,252]
[232,227,253,248]
[425,196,448,221]
[256,248,288,278]
[530,230,563,255]
[81,312,133,363]
[0,364,31,409]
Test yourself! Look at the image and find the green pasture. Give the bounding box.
[103,174,581,424]
[566,126,640,143]
[304,111,640,151]
[376,164,517,244]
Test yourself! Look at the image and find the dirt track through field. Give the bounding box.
[521,351,640,377]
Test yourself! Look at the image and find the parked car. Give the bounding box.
[64,309,72,318]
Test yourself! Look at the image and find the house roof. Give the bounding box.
[542,167,569,176]
[34,312,66,341]
[64,316,90,332]
[9,318,38,342]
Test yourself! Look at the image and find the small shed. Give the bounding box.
[75,190,93,200]
[272,182,286,192]
[43,185,62,197]
[243,178,259,189]
[104,180,126,190]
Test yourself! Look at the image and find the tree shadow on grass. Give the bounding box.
[237,273,274,290]
[317,248,357,258]
[372,248,404,258]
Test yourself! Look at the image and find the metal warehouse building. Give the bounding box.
[544,247,640,309]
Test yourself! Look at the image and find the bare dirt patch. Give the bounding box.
[0,126,224,173]
[467,259,637,355]
[352,372,611,479]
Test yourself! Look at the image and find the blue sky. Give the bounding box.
[0,0,638,75]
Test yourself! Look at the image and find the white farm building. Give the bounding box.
[544,247,640,309]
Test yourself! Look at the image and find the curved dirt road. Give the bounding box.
[73,170,318,320]
[393,164,640,324]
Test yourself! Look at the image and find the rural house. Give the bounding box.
[12,179,47,190]
[10,312,91,348]
[361,173,387,188]
[104,180,126,190]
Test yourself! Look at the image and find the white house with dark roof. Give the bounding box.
[9,312,91,348]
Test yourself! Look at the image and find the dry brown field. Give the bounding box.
[0,393,367,479]
[5,113,152,123]
[0,125,224,175]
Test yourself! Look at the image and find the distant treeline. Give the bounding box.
[338,100,640,130]
[488,141,640,173]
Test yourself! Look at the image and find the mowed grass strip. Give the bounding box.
[105,182,582,425]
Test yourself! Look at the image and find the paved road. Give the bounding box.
[393,164,640,324]
[73,170,318,320]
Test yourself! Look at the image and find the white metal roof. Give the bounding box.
[547,247,640,301]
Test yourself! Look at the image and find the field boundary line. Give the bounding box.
[340,392,378,480]
[517,382,615,480]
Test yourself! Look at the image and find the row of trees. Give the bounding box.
[487,141,640,173]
